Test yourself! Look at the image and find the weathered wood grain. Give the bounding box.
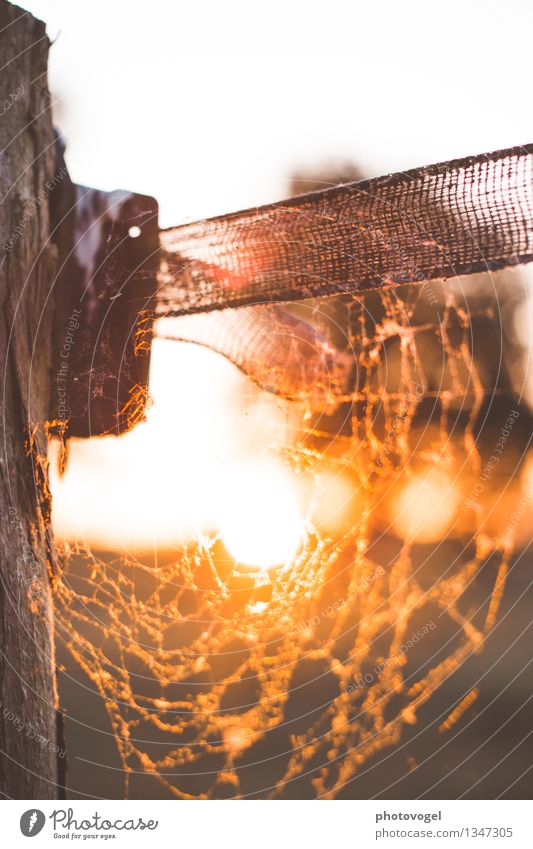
[0,0,59,799]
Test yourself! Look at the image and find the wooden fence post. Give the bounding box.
[0,0,60,799]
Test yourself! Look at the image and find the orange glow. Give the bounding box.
[390,469,459,543]
[218,459,305,568]
[310,468,362,535]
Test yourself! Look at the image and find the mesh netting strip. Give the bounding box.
[157,143,533,317]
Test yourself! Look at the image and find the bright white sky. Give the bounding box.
[19,0,533,226]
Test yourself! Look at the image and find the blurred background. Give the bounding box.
[20,0,533,552]
[19,0,533,799]
[21,0,533,227]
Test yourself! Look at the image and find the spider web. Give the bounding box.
[51,272,527,799]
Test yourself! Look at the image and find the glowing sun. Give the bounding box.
[218,459,305,569]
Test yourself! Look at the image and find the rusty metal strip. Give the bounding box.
[157,143,533,317]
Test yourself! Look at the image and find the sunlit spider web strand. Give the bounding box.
[51,273,529,799]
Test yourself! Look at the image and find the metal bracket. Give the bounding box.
[49,135,159,438]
